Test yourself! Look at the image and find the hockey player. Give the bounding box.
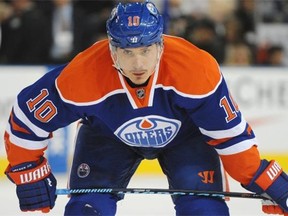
[4,1,288,215]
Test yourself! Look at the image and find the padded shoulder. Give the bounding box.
[56,40,122,103]
[159,35,222,96]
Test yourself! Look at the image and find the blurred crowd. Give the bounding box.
[0,0,287,66]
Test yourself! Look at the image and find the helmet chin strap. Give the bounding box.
[109,44,125,76]
[109,43,164,79]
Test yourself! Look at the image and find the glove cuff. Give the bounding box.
[5,157,51,185]
[243,160,283,193]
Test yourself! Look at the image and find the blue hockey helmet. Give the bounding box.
[106,1,163,48]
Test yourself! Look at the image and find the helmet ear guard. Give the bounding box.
[106,1,163,48]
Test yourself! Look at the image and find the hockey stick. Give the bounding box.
[56,188,271,200]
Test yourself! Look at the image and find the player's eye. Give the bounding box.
[123,50,133,56]
[142,49,150,54]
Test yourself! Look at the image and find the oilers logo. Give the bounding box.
[115,115,181,147]
[77,163,90,178]
[146,2,158,15]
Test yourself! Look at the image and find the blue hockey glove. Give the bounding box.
[5,157,57,213]
[243,160,288,215]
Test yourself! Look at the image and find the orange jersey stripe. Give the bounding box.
[10,112,30,134]
[219,146,261,185]
[207,137,231,146]
[4,131,46,166]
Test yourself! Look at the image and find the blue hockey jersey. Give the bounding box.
[4,35,259,184]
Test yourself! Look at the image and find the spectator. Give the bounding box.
[184,17,225,64]
[82,15,108,49]
[0,0,12,23]
[208,0,236,24]
[79,0,115,49]
[265,46,285,66]
[168,14,193,37]
[222,13,256,66]
[257,45,285,66]
[163,0,195,36]
[234,0,256,35]
[74,0,114,16]
[223,14,245,45]
[223,42,253,66]
[0,0,12,49]
[0,0,50,64]
[44,0,87,65]
[257,0,288,23]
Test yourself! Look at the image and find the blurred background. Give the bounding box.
[1,0,288,66]
[0,0,287,215]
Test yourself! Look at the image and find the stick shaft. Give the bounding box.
[56,188,270,200]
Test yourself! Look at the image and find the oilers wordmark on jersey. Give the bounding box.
[114,115,181,147]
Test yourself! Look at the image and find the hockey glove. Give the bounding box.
[5,157,57,213]
[243,159,288,215]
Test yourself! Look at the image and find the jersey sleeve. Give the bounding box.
[220,146,261,185]
[171,48,261,183]
[191,75,257,155]
[191,76,261,183]
[160,37,261,184]
[5,65,80,166]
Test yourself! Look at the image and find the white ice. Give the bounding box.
[0,174,268,215]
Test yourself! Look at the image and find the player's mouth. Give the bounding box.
[133,72,145,76]
[132,71,146,77]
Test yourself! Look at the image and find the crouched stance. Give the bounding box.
[4,1,288,216]
[64,123,229,215]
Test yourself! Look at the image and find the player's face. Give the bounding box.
[113,44,161,85]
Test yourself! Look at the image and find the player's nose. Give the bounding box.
[133,55,145,68]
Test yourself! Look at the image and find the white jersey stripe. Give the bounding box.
[6,126,49,150]
[118,73,138,109]
[13,99,49,138]
[219,158,229,192]
[215,138,257,155]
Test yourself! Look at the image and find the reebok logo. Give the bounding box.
[198,171,215,184]
[47,178,52,187]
